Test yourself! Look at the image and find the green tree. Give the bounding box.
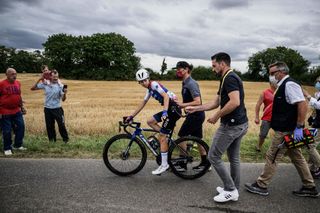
[43,33,140,80]
[0,45,15,72]
[43,33,78,77]
[247,46,310,81]
[160,58,167,76]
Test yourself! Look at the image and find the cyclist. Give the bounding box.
[125,69,181,175]
[174,61,207,171]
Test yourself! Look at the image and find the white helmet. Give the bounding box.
[136,69,149,81]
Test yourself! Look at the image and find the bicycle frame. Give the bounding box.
[119,121,189,160]
[119,121,161,156]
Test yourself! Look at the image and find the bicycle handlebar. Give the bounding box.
[119,121,141,133]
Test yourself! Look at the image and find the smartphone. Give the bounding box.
[63,85,68,89]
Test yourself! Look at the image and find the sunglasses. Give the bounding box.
[269,70,280,76]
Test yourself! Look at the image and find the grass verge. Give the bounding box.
[2,133,318,163]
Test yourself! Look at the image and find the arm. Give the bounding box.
[186,95,220,113]
[161,92,170,112]
[62,88,67,102]
[207,90,240,124]
[255,93,264,124]
[31,78,43,90]
[177,96,201,108]
[131,100,148,118]
[296,100,308,126]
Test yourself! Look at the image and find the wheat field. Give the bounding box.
[15,73,314,141]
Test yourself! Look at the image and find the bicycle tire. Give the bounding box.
[168,136,210,180]
[103,134,147,176]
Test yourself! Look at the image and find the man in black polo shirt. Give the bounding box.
[245,61,319,198]
[186,52,248,203]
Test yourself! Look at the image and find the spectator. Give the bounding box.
[186,52,248,203]
[254,82,277,151]
[41,65,51,85]
[303,76,320,179]
[0,68,27,156]
[245,61,319,198]
[31,70,69,143]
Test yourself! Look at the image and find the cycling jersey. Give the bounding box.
[144,81,176,105]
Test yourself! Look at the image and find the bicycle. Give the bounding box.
[103,117,211,180]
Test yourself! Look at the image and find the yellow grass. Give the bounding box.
[13,73,315,140]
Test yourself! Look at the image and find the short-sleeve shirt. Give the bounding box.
[144,81,176,105]
[182,76,204,116]
[217,71,248,125]
[182,76,201,103]
[261,88,274,121]
[37,83,64,109]
[0,79,22,115]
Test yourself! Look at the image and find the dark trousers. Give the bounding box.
[1,111,25,151]
[44,107,69,142]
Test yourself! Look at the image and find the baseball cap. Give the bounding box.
[174,61,191,69]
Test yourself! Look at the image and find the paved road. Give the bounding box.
[0,159,319,213]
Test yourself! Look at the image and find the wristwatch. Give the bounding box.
[296,124,305,129]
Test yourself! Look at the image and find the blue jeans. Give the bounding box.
[1,112,25,151]
[208,122,248,191]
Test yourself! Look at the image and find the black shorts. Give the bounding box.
[153,102,181,134]
[178,112,205,138]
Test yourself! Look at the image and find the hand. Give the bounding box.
[207,112,220,125]
[161,110,168,121]
[185,106,196,114]
[174,100,183,108]
[125,115,133,123]
[63,88,68,93]
[21,107,27,115]
[254,118,260,125]
[302,89,310,98]
[293,127,304,141]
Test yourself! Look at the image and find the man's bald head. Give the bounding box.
[6,68,17,83]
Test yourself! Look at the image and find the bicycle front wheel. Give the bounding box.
[168,136,210,180]
[103,134,147,176]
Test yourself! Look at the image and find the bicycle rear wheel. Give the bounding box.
[168,136,210,180]
[103,134,147,176]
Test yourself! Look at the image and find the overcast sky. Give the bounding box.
[1,0,319,72]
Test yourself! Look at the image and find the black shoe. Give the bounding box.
[292,186,320,198]
[245,182,269,196]
[63,138,69,144]
[311,168,320,179]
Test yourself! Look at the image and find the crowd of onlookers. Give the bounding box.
[0,65,69,156]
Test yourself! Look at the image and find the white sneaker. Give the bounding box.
[13,146,27,151]
[152,164,169,175]
[216,186,224,194]
[4,150,13,156]
[213,189,239,202]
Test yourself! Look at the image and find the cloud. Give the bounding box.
[0,0,40,13]
[0,28,46,49]
[0,0,319,72]
[209,0,249,10]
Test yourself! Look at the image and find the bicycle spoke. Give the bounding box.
[103,134,147,176]
[169,136,210,179]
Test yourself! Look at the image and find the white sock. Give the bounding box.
[161,152,168,166]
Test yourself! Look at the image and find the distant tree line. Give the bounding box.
[1,33,320,84]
